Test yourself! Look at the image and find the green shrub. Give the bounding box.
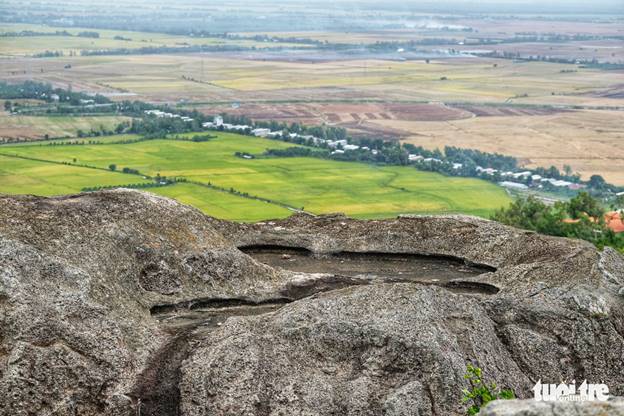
[462,365,514,415]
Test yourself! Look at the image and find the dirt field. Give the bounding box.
[3,54,623,108]
[396,109,624,185]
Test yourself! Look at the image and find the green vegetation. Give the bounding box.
[492,192,624,253]
[0,154,151,196]
[462,365,515,415]
[0,132,510,221]
[151,182,292,222]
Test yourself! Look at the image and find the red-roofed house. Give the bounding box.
[561,211,624,233]
[605,211,624,233]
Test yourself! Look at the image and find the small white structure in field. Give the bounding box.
[500,181,528,190]
[511,171,532,179]
[251,128,271,137]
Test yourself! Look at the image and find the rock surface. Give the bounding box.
[481,398,624,415]
[0,190,622,416]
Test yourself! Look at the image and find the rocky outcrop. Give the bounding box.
[180,284,529,416]
[0,191,623,415]
[211,213,624,396]
[0,190,285,415]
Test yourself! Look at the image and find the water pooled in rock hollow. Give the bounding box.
[241,246,491,285]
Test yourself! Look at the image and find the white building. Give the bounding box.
[500,181,528,190]
[251,128,271,137]
[476,166,498,175]
[511,171,532,179]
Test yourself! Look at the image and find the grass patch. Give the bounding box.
[0,154,151,195]
[150,182,292,222]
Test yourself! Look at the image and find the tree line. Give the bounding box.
[492,192,624,253]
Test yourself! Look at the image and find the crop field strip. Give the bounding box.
[0,132,511,221]
[0,23,310,57]
[0,114,132,141]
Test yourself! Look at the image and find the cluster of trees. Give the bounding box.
[444,146,517,171]
[0,81,110,106]
[77,31,100,38]
[1,29,100,38]
[0,30,72,37]
[263,147,329,158]
[33,50,64,58]
[78,44,290,56]
[76,127,117,138]
[126,117,201,136]
[479,51,624,69]
[492,192,624,253]
[513,32,624,42]
[107,164,141,175]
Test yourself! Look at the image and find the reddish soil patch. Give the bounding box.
[385,103,471,121]
[340,121,408,139]
[453,105,569,117]
[195,101,489,139]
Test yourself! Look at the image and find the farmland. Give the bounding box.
[0,132,511,221]
[0,23,307,57]
[2,48,623,182]
[0,114,131,141]
[396,109,624,185]
[1,11,623,193]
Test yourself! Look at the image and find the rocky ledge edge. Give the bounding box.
[0,189,622,415]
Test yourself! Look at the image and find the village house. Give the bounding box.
[606,211,624,233]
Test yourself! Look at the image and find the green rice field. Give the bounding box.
[0,131,512,221]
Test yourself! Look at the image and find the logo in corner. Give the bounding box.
[533,380,609,402]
